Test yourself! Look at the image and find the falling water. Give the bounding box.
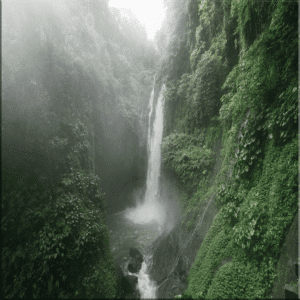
[108,82,166,299]
[125,83,166,226]
[135,261,157,299]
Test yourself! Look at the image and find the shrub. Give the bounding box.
[162,132,214,192]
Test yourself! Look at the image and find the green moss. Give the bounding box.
[206,258,267,299]
[160,0,297,299]
[186,138,297,299]
[183,179,214,231]
[185,123,297,299]
[186,212,234,298]
[232,138,298,257]
[162,132,214,193]
[82,246,117,298]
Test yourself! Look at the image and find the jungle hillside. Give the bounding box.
[155,0,298,298]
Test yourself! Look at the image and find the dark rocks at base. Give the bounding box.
[149,193,219,299]
[128,248,144,274]
[129,248,144,263]
[123,275,140,299]
[284,284,298,299]
[128,261,142,274]
[115,263,140,299]
[125,274,138,287]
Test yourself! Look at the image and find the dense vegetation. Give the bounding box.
[158,0,298,298]
[2,0,298,298]
[2,0,157,298]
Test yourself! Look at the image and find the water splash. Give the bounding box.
[126,256,157,299]
[136,261,157,299]
[126,83,166,226]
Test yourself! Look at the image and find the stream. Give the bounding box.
[107,210,161,298]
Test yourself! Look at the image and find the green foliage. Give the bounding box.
[162,132,214,192]
[82,250,116,299]
[183,179,214,231]
[230,138,298,257]
[161,0,228,134]
[216,0,298,260]
[186,212,234,298]
[220,0,297,127]
[2,171,116,298]
[163,53,225,133]
[186,207,279,299]
[186,54,225,130]
[2,0,159,296]
[204,122,223,149]
[2,86,116,298]
[190,0,225,69]
[206,256,277,299]
[161,0,297,299]
[231,0,271,51]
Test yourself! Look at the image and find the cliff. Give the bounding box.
[150,0,298,298]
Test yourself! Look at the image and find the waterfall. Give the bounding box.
[123,82,166,299]
[125,83,166,226]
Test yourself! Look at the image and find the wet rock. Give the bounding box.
[284,284,298,299]
[122,275,140,299]
[128,248,143,273]
[125,274,138,287]
[129,248,144,263]
[128,261,142,273]
[149,193,219,299]
[115,263,125,298]
[115,262,140,299]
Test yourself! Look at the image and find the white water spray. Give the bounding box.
[127,257,157,299]
[126,83,166,226]
[136,260,157,299]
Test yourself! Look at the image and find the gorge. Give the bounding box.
[107,82,167,298]
[2,0,298,299]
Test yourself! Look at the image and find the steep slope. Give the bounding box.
[2,0,157,297]
[150,0,298,298]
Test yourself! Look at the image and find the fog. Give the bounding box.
[2,0,158,211]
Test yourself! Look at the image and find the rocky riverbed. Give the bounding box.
[107,210,162,298]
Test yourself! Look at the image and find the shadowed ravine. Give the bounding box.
[107,83,167,298]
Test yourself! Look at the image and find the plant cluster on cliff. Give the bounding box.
[2,0,157,297]
[162,132,214,193]
[159,0,298,298]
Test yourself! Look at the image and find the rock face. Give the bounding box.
[149,194,219,298]
[115,263,140,299]
[123,275,140,299]
[148,139,222,298]
[128,248,144,273]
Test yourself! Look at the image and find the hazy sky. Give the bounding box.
[109,0,165,40]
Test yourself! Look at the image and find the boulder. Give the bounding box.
[125,274,138,287]
[128,248,143,273]
[129,248,143,263]
[123,275,140,299]
[128,260,142,273]
[114,262,140,299]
